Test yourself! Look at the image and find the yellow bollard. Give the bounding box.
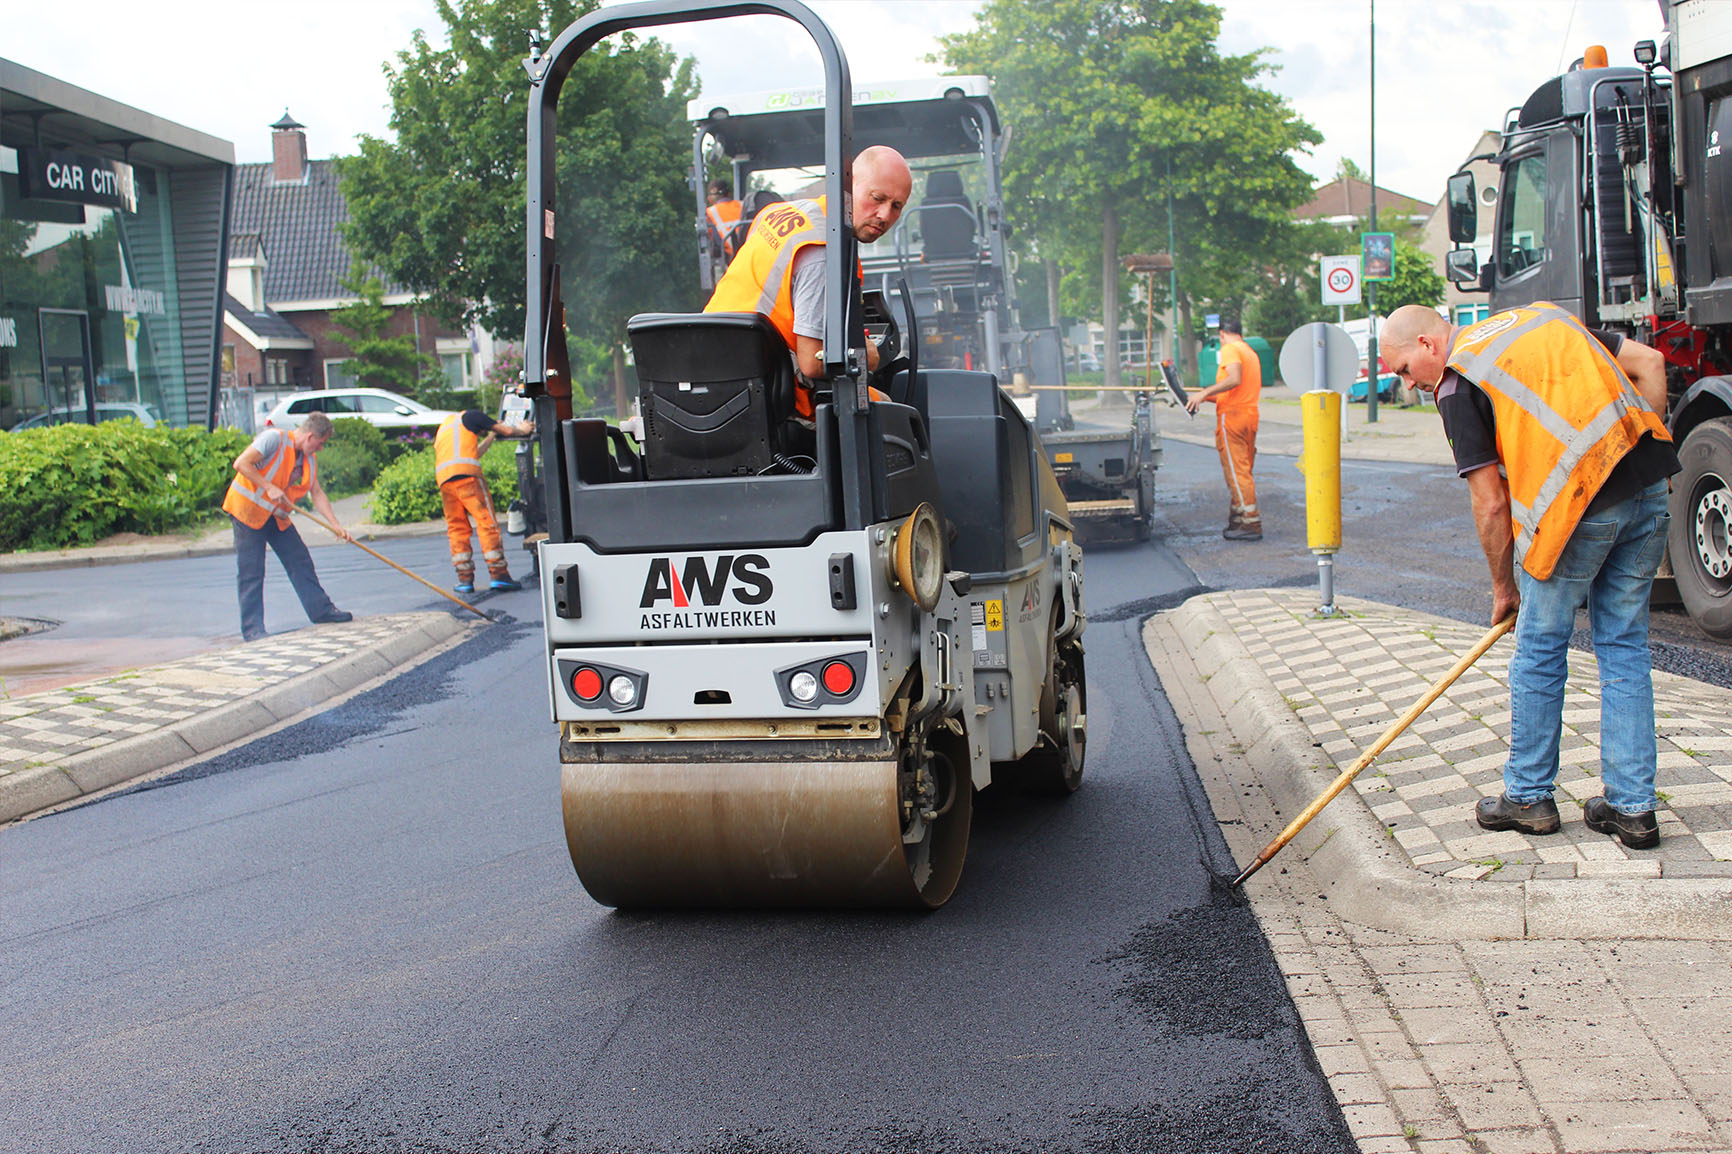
[1300,388,1343,614]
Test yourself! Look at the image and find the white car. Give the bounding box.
[262,388,455,432]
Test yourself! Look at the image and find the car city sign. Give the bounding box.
[17,148,138,214]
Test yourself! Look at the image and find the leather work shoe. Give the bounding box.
[1223,523,1262,541]
[1475,793,1561,835]
[313,609,353,624]
[1583,797,1660,849]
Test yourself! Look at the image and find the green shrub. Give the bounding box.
[383,426,437,463]
[371,445,520,524]
[317,417,390,497]
[0,422,249,551]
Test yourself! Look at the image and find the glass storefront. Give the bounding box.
[1,143,190,428]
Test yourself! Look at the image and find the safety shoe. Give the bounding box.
[313,609,353,624]
[243,629,268,643]
[1583,797,1660,849]
[489,576,523,592]
[454,582,476,595]
[1475,793,1561,835]
[1222,522,1263,541]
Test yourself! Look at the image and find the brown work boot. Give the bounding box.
[1223,521,1262,541]
[1476,793,1561,835]
[1583,797,1660,849]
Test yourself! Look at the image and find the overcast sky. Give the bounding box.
[9,0,1662,204]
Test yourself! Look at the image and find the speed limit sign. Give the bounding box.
[1321,254,1361,305]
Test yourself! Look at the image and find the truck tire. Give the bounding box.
[1668,416,1732,641]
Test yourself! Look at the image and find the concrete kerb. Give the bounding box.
[1148,593,1732,941]
[0,611,477,824]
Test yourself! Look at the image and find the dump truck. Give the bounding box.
[1443,0,1732,640]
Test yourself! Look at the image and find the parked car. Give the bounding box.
[1075,351,1102,372]
[1349,359,1400,403]
[9,402,160,430]
[261,388,455,432]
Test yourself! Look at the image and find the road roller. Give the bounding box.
[521,0,1086,908]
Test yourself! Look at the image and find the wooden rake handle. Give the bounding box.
[288,505,491,621]
[1230,613,1515,888]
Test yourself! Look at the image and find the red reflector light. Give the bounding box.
[821,660,855,696]
[571,667,603,700]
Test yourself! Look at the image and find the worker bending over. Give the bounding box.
[435,409,534,594]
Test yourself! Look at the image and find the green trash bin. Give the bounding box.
[1197,335,1275,389]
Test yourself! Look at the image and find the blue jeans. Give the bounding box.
[1505,481,1670,815]
[232,515,339,638]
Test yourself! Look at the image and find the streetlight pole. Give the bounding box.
[1366,0,1380,423]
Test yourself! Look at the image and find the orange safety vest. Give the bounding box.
[223,431,316,530]
[434,412,484,486]
[707,199,743,256]
[1446,301,1671,580]
[706,197,870,420]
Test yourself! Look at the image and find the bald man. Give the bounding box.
[706,146,911,419]
[1380,302,1677,849]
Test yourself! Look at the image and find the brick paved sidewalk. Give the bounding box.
[1217,589,1732,879]
[0,611,473,822]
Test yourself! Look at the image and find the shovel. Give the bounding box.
[1230,613,1515,888]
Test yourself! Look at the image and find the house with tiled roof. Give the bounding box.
[1294,175,1432,228]
[220,113,479,410]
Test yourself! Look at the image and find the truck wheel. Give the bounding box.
[1669,416,1732,641]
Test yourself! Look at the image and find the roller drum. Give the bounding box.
[561,748,971,909]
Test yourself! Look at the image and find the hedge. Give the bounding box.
[0,422,250,551]
[371,444,520,524]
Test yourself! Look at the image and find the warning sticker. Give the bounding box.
[984,599,1004,632]
[971,601,988,651]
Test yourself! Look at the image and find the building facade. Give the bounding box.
[221,116,478,428]
[1,58,233,430]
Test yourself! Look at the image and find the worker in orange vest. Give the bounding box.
[435,409,534,594]
[1381,302,1677,849]
[705,179,744,262]
[222,410,353,642]
[704,146,910,421]
[1185,316,1264,540]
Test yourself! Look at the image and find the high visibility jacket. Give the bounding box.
[435,412,484,486]
[1446,301,1671,580]
[707,199,743,256]
[706,197,863,420]
[223,432,316,530]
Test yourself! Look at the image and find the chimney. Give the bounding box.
[271,110,307,183]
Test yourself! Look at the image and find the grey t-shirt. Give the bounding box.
[790,244,827,341]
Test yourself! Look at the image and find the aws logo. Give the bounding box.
[639,554,773,608]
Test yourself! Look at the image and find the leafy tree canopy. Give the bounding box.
[941,0,1321,379]
[340,0,698,355]
[329,259,433,394]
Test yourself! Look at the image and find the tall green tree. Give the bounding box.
[329,259,433,394]
[942,0,1319,389]
[341,0,698,415]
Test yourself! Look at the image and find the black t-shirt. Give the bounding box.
[1435,326,1680,512]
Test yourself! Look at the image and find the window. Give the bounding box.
[1454,304,1491,326]
[265,358,290,386]
[1497,153,1550,278]
[356,394,410,414]
[439,352,470,389]
[324,359,358,389]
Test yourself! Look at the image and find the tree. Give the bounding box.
[943,0,1319,389]
[328,259,433,394]
[341,0,698,415]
